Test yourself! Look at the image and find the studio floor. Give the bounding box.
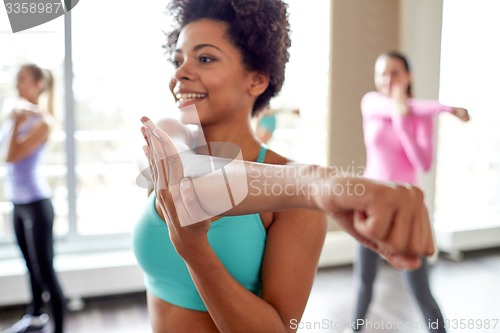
[0,248,499,333]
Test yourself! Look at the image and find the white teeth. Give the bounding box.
[176,93,207,102]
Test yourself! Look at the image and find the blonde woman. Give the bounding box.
[3,64,65,333]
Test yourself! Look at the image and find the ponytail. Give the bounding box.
[21,64,55,116]
[42,69,54,116]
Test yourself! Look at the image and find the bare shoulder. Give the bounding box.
[156,118,195,145]
[263,148,327,236]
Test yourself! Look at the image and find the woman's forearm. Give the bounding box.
[185,244,290,333]
[362,91,453,118]
[144,117,435,263]
[6,121,21,162]
[6,116,49,162]
[186,161,331,216]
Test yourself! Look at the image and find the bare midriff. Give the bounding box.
[147,292,220,333]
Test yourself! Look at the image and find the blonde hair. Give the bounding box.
[21,64,55,116]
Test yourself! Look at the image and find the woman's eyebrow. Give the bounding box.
[175,43,224,54]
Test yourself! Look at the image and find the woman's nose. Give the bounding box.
[174,60,195,82]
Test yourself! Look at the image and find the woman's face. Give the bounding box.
[170,19,266,125]
[16,67,41,103]
[374,56,412,97]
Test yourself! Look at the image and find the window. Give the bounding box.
[435,0,500,229]
[70,0,172,236]
[0,2,170,252]
[268,0,330,166]
[0,0,330,254]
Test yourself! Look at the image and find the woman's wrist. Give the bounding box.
[393,99,410,116]
[177,238,212,262]
[302,165,340,211]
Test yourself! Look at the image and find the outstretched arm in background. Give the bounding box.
[362,85,469,171]
[361,90,469,119]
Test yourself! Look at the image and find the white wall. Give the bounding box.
[400,0,444,217]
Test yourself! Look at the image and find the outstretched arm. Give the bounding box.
[361,91,468,118]
[362,87,469,171]
[141,117,434,269]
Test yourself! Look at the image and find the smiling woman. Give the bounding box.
[131,1,437,333]
[132,1,328,332]
[1,63,66,333]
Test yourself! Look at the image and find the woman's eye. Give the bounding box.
[169,58,182,68]
[199,56,214,63]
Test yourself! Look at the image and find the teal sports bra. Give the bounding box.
[132,145,268,311]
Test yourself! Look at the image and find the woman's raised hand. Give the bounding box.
[141,117,212,259]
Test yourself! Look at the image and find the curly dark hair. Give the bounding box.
[165,0,291,116]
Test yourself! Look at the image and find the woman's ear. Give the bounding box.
[248,72,270,97]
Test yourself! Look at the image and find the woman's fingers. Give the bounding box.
[420,205,435,256]
[152,128,185,188]
[406,195,430,257]
[143,125,178,225]
[141,126,159,191]
[349,212,422,270]
[385,209,413,255]
[355,207,392,243]
[401,187,434,256]
[384,186,414,254]
[407,208,424,257]
[383,252,421,271]
[350,181,435,260]
[141,117,203,227]
[152,128,199,227]
[179,178,212,224]
[142,117,186,188]
[352,183,393,242]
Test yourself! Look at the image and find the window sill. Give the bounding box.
[0,250,145,307]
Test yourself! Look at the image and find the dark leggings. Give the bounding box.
[352,245,445,333]
[13,198,65,333]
